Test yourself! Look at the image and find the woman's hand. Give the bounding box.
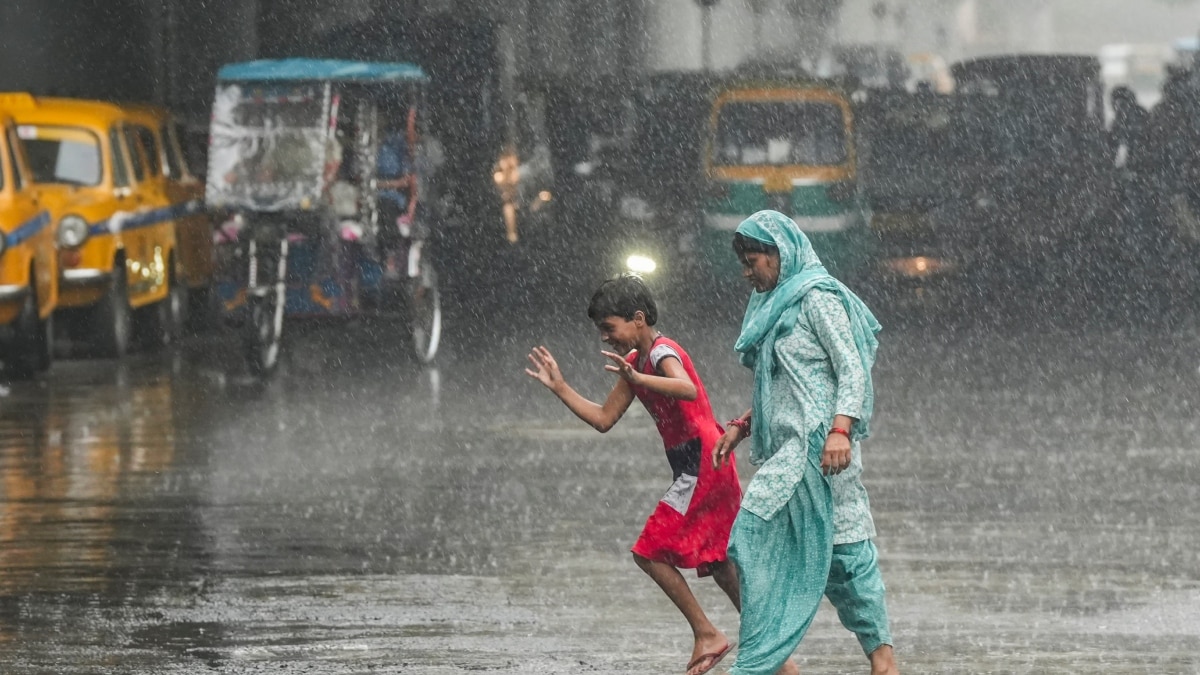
[821,431,852,476]
[602,349,640,385]
[525,346,565,393]
[713,426,745,469]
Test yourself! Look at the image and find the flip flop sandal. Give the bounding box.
[686,641,733,675]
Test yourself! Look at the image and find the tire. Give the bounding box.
[243,292,283,377]
[186,283,220,333]
[137,259,187,349]
[93,262,132,358]
[7,270,52,378]
[408,262,441,364]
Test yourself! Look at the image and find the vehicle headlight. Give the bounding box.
[626,254,658,274]
[884,255,954,278]
[57,214,90,248]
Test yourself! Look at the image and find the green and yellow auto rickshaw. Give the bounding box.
[699,77,874,282]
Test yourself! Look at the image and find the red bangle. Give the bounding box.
[828,426,851,439]
[727,418,751,434]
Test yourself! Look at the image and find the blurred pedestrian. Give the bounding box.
[376,106,417,247]
[1109,85,1159,278]
[525,273,743,675]
[1110,85,1148,172]
[713,210,899,675]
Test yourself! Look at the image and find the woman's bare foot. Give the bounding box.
[685,631,732,675]
[869,645,899,675]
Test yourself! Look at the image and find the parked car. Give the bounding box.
[5,94,187,356]
[0,110,57,375]
[125,104,214,325]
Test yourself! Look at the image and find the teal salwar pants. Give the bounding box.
[727,459,833,675]
[728,465,893,675]
[827,539,892,656]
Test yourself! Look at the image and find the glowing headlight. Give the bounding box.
[625,254,657,274]
[884,256,954,278]
[57,214,89,248]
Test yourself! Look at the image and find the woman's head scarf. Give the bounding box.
[733,210,882,462]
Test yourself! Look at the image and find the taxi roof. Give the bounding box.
[122,103,173,129]
[0,93,135,127]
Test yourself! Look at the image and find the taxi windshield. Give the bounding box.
[18,125,103,186]
[713,99,847,167]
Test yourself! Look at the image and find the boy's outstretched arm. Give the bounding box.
[526,346,634,432]
[603,351,698,401]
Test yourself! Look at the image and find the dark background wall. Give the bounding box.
[1,0,645,126]
[0,0,155,102]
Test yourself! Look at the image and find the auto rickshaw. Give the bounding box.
[856,87,960,288]
[2,94,187,357]
[0,111,57,376]
[700,73,874,283]
[205,59,441,375]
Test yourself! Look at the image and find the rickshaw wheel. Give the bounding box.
[408,262,441,364]
[244,294,283,377]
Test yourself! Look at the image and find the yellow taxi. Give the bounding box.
[2,94,184,356]
[0,112,57,375]
[125,104,214,323]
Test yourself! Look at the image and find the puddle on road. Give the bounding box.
[1,329,1200,673]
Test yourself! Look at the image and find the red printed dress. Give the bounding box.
[628,336,742,577]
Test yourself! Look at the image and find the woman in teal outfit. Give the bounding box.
[713,210,899,675]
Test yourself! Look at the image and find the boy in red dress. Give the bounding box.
[525,274,743,675]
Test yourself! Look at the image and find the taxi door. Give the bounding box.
[114,122,175,309]
[159,120,212,291]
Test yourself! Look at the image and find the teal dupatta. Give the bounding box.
[733,210,882,464]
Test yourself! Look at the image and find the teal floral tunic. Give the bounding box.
[740,288,876,545]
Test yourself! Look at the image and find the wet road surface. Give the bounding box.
[2,273,1200,674]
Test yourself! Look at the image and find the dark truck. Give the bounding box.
[945,55,1117,284]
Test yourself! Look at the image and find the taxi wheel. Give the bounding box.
[8,272,52,378]
[137,261,186,349]
[94,263,132,358]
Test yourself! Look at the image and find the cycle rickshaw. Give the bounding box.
[205,59,442,375]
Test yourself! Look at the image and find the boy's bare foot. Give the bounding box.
[869,645,899,675]
[775,658,800,675]
[685,632,732,675]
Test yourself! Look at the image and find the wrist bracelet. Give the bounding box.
[727,418,750,432]
[828,426,851,439]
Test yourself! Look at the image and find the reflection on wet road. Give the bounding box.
[1,299,1199,673]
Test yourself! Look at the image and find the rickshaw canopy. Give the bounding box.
[206,58,428,212]
[217,59,428,84]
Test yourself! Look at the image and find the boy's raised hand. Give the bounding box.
[525,346,565,392]
[602,349,638,384]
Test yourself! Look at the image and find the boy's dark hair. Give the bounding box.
[587,273,658,326]
[732,232,778,258]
